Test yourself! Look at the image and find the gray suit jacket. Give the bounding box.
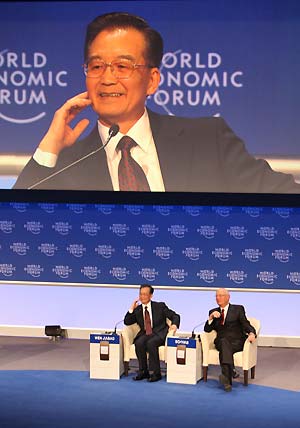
[14,109,300,193]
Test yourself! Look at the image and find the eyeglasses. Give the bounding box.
[83,58,153,79]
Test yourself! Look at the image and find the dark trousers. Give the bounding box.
[134,333,165,375]
[214,337,245,381]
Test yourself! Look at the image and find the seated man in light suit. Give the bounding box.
[204,288,256,392]
[124,284,180,382]
[14,12,300,193]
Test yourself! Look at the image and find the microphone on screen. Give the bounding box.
[28,123,120,189]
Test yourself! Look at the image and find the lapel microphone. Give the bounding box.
[28,123,120,189]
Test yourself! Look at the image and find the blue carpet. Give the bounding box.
[0,371,299,428]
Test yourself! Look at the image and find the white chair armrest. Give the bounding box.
[121,324,140,362]
[242,338,258,370]
[200,331,217,366]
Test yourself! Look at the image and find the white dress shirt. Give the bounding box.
[99,109,165,191]
[33,109,165,191]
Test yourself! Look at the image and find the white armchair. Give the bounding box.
[199,317,260,386]
[121,319,174,376]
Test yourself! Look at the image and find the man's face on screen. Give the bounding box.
[86,27,160,134]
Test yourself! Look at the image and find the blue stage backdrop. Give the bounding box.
[0,200,300,291]
[1,0,300,190]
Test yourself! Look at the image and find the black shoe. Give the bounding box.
[133,371,150,381]
[147,373,162,383]
[219,374,232,392]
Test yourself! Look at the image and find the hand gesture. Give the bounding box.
[209,310,221,321]
[247,332,256,343]
[130,298,140,312]
[38,91,92,155]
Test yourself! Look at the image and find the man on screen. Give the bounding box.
[14,12,300,192]
[204,288,256,392]
[124,284,180,382]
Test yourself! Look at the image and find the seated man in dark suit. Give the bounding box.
[124,284,180,382]
[204,288,256,392]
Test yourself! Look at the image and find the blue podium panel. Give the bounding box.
[90,333,124,380]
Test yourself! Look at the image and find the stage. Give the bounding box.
[0,336,299,428]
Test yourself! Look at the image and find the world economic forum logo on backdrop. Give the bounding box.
[81,266,101,280]
[67,204,85,214]
[109,223,129,237]
[197,269,218,283]
[95,204,115,215]
[52,265,72,279]
[197,225,218,239]
[227,270,247,284]
[124,205,144,215]
[95,245,115,259]
[0,49,68,124]
[38,203,58,214]
[148,50,244,116]
[272,208,293,218]
[138,268,159,282]
[0,220,15,233]
[10,202,29,212]
[168,268,188,283]
[38,243,58,257]
[212,206,232,217]
[287,227,300,241]
[10,242,29,256]
[168,225,188,239]
[154,206,173,216]
[124,245,144,259]
[109,267,130,281]
[24,221,44,234]
[66,244,86,258]
[153,246,173,260]
[182,247,202,261]
[24,264,44,278]
[257,271,277,285]
[242,248,262,262]
[139,224,159,238]
[81,222,101,237]
[227,226,248,239]
[52,222,72,235]
[287,272,300,286]
[242,207,263,218]
[257,227,278,240]
[272,249,293,263]
[182,206,203,216]
[0,263,16,277]
[212,248,232,262]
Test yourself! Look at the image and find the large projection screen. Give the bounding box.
[1,0,300,193]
